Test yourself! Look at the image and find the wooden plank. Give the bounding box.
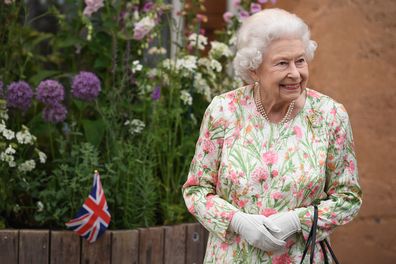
[0,230,18,264]
[50,231,80,264]
[186,223,206,264]
[111,230,139,264]
[19,230,49,264]
[81,232,111,264]
[139,226,164,264]
[164,224,186,264]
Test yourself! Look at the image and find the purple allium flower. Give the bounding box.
[72,71,101,101]
[223,11,234,23]
[42,102,67,123]
[36,80,65,105]
[143,1,154,12]
[250,3,262,14]
[6,81,33,111]
[151,86,161,100]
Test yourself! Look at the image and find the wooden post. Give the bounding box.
[50,231,80,264]
[138,226,164,264]
[19,230,49,264]
[111,230,139,264]
[81,232,111,264]
[164,224,186,264]
[186,223,207,264]
[0,230,18,264]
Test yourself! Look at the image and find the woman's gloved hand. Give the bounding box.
[268,211,301,240]
[229,212,286,252]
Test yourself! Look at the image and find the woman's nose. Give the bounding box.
[287,63,300,79]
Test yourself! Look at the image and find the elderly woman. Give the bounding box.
[182,8,362,263]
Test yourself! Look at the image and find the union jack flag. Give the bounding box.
[66,170,111,243]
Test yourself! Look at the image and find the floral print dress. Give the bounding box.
[182,85,362,263]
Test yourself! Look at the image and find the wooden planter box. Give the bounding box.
[0,223,208,264]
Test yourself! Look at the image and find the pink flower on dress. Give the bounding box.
[307,89,321,98]
[272,253,292,264]
[262,208,278,217]
[293,125,302,139]
[271,191,283,200]
[271,170,279,177]
[220,242,229,251]
[348,160,355,174]
[202,139,216,154]
[262,150,278,165]
[184,174,199,187]
[206,196,215,209]
[229,171,239,184]
[251,167,269,183]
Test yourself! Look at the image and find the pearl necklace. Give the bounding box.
[254,82,295,125]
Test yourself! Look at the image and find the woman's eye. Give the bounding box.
[277,61,288,66]
[296,58,305,64]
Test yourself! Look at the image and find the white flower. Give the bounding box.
[188,33,208,50]
[162,58,174,70]
[0,151,16,167]
[147,69,158,78]
[194,73,211,102]
[5,145,16,155]
[36,201,44,212]
[2,128,15,140]
[124,119,145,135]
[16,125,36,145]
[180,90,193,106]
[210,59,222,72]
[209,41,233,59]
[131,60,143,73]
[36,150,47,164]
[176,55,197,72]
[17,159,36,173]
[148,47,167,55]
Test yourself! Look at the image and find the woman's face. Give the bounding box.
[252,38,309,103]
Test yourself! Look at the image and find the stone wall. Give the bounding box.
[274,0,396,263]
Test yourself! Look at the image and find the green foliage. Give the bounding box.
[0,0,256,229]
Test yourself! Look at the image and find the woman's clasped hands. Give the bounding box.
[229,211,301,253]
[229,211,285,252]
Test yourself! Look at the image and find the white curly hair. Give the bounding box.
[233,8,318,83]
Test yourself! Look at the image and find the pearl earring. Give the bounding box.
[254,81,259,87]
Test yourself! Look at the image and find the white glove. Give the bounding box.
[229,212,286,252]
[268,211,301,240]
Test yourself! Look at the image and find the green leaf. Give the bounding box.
[82,119,106,147]
[29,70,61,86]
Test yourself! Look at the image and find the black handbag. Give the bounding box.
[299,205,340,264]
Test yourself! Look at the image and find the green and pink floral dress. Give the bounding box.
[182,85,362,263]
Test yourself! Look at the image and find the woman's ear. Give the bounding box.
[249,69,258,82]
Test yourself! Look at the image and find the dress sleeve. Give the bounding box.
[295,103,362,241]
[182,96,239,242]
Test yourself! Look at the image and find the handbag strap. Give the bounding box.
[299,205,340,264]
